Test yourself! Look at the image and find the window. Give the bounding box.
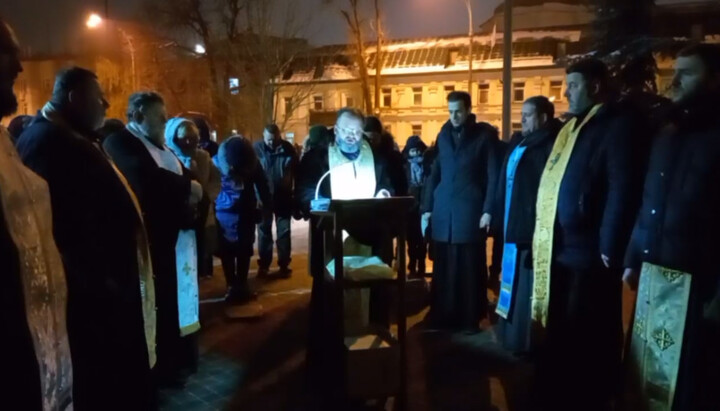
[444,85,455,95]
[478,84,490,104]
[284,97,292,115]
[513,82,525,103]
[229,77,240,95]
[512,122,522,132]
[549,80,563,102]
[313,95,324,111]
[382,88,392,107]
[411,124,422,137]
[346,96,355,107]
[413,87,423,106]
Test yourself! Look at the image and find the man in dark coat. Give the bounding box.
[16,67,157,410]
[422,91,499,333]
[0,20,73,410]
[531,59,642,409]
[254,124,298,277]
[623,44,720,411]
[493,96,560,356]
[103,92,203,388]
[365,116,408,197]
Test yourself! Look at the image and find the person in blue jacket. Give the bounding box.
[214,135,271,305]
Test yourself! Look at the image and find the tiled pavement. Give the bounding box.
[159,221,637,411]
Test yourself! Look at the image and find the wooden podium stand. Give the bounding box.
[311,197,414,410]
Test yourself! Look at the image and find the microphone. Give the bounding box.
[311,161,357,211]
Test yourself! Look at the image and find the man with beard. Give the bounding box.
[295,107,395,408]
[531,59,641,409]
[623,43,720,411]
[422,91,499,333]
[494,96,561,356]
[0,18,73,411]
[103,93,203,388]
[16,67,157,410]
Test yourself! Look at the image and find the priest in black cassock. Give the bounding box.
[422,91,500,333]
[16,67,157,410]
[104,92,203,389]
[295,107,395,408]
[0,19,73,411]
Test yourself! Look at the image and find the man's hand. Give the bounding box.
[375,189,391,198]
[480,213,492,232]
[623,268,639,291]
[189,180,203,206]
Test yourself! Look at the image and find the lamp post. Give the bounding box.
[463,0,473,98]
[86,13,137,90]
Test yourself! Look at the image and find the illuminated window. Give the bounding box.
[229,77,240,95]
[444,85,455,94]
[346,96,355,107]
[512,122,522,132]
[284,97,292,114]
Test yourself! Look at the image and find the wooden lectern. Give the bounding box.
[311,197,414,410]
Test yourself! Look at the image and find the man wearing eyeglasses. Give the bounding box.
[295,107,395,408]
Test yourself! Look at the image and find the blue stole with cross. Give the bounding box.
[496,144,528,320]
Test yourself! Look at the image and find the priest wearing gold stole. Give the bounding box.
[623,44,720,411]
[16,67,157,410]
[531,59,642,409]
[296,107,395,407]
[0,20,73,410]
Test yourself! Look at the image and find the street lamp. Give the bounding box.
[86,13,138,90]
[194,44,206,54]
[462,0,473,98]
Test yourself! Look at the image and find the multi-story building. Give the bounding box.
[275,0,720,145]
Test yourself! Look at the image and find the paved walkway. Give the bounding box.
[159,220,635,410]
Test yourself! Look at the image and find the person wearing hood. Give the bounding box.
[623,44,720,411]
[103,92,203,389]
[166,118,222,279]
[253,124,298,278]
[492,96,561,358]
[422,91,500,333]
[402,135,429,278]
[194,116,218,158]
[16,67,157,410]
[302,124,333,157]
[214,135,272,304]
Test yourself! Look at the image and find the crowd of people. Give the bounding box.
[3,13,720,410]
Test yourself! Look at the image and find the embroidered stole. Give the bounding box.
[625,263,692,410]
[531,104,603,327]
[496,144,528,319]
[0,127,74,409]
[41,107,157,367]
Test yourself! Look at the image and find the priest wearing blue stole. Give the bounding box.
[493,96,560,355]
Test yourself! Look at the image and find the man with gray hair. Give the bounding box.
[104,92,203,389]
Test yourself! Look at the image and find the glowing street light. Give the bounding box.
[86,13,103,29]
[194,44,206,54]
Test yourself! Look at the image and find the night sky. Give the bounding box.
[0,0,703,55]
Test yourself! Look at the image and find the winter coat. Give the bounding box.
[553,103,643,269]
[493,119,561,246]
[214,138,272,244]
[16,115,155,409]
[625,97,720,278]
[253,139,298,217]
[423,114,500,244]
